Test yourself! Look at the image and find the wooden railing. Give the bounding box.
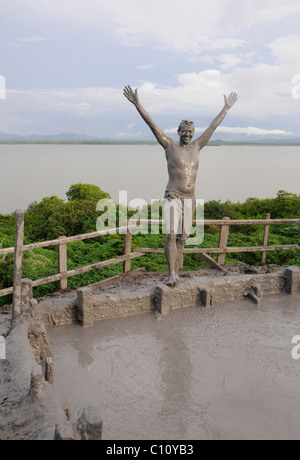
[133,217,300,265]
[0,212,299,317]
[0,211,144,317]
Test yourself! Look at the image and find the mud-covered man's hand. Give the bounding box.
[224,92,238,109]
[123,85,139,106]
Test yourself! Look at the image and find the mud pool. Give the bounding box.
[48,292,300,441]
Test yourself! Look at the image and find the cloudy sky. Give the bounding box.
[1,0,300,139]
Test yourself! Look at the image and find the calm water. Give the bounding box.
[1,144,299,214]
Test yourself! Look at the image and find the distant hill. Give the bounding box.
[0,132,98,142]
[208,138,300,146]
[27,133,98,141]
[0,132,23,141]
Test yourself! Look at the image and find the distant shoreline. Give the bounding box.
[1,140,300,146]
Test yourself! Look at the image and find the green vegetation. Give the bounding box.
[1,185,300,306]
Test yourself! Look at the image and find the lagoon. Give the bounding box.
[0,144,299,214]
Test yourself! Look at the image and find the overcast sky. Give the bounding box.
[0,0,300,138]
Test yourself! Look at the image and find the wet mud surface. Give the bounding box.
[48,292,300,440]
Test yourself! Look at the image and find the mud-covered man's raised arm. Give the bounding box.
[124,85,238,286]
[123,86,171,149]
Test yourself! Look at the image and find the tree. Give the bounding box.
[25,185,112,241]
[66,184,111,203]
[204,200,241,220]
[275,190,300,218]
[25,196,67,240]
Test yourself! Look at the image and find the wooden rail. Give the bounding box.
[0,218,144,312]
[131,216,300,264]
[133,245,299,254]
[1,214,300,317]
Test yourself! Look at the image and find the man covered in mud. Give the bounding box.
[123,85,238,286]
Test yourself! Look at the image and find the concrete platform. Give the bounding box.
[36,266,300,328]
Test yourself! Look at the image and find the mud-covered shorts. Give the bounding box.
[163,190,196,238]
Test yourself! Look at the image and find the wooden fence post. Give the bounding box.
[123,225,132,273]
[261,213,271,265]
[58,236,68,290]
[12,210,24,320]
[217,217,231,265]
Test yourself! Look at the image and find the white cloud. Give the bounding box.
[4,0,300,56]
[108,0,300,54]
[209,126,292,136]
[266,35,300,69]
[164,126,292,136]
[117,131,142,138]
[6,87,122,119]
[8,0,300,27]
[188,50,257,68]
[217,54,243,70]
[135,63,155,70]
[128,31,300,131]
[210,39,246,51]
